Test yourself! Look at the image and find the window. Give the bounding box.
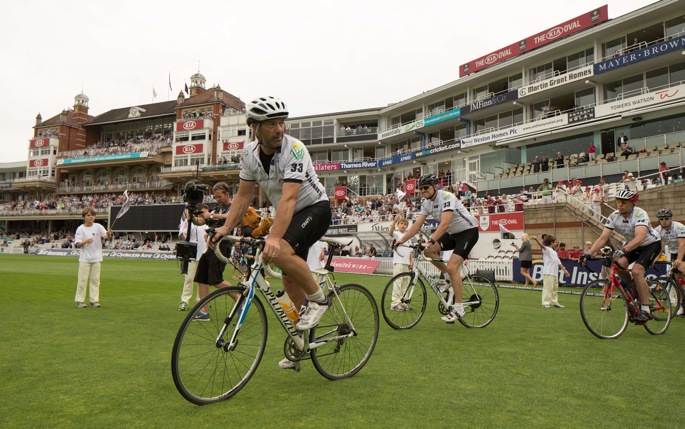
[665,16,685,39]
[530,63,553,82]
[453,92,467,107]
[575,88,595,108]
[646,67,669,91]
[622,73,644,98]
[670,61,685,85]
[508,73,523,90]
[603,36,625,58]
[604,80,622,102]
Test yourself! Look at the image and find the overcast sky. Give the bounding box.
[1,0,657,163]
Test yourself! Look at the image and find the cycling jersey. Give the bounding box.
[654,220,685,251]
[604,206,660,246]
[418,189,478,234]
[239,135,328,213]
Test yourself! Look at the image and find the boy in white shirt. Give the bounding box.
[389,217,414,310]
[74,207,112,308]
[532,235,569,308]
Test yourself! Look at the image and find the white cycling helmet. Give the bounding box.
[246,96,289,125]
[615,189,639,203]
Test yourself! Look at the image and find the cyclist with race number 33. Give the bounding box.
[212,96,332,337]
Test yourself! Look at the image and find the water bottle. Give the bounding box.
[276,290,300,322]
[618,277,635,299]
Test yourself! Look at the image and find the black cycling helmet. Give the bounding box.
[656,208,673,219]
[418,174,439,187]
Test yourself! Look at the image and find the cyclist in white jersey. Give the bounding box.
[213,96,332,344]
[654,208,685,292]
[394,174,479,323]
[584,190,662,323]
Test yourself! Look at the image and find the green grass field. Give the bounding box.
[1,254,684,429]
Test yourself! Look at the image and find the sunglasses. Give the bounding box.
[657,217,671,221]
[419,186,432,191]
[616,198,631,204]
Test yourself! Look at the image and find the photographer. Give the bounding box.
[190,182,234,321]
[177,203,209,311]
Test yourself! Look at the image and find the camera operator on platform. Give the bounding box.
[189,182,234,321]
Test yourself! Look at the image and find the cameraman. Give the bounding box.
[190,182,234,321]
[177,203,209,311]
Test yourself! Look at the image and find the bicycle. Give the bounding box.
[171,234,380,404]
[655,264,685,318]
[579,247,672,339]
[381,241,499,330]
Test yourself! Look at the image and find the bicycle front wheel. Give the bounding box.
[311,283,379,380]
[579,280,628,339]
[381,272,427,330]
[171,286,267,404]
[657,276,682,318]
[458,274,499,328]
[644,279,672,335]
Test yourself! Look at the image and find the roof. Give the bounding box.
[36,109,94,129]
[85,100,177,126]
[179,87,244,111]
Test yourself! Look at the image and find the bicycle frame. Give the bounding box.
[596,259,665,317]
[218,236,357,355]
[402,244,478,310]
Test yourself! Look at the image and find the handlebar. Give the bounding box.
[209,230,282,279]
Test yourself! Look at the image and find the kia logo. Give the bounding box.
[183,121,198,130]
[226,142,240,150]
[34,139,45,147]
[182,145,197,154]
[34,159,44,167]
[406,183,415,191]
[546,27,563,40]
[335,190,345,196]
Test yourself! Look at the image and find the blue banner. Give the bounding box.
[339,160,378,169]
[512,259,669,287]
[594,35,685,75]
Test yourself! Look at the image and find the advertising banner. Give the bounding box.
[330,257,381,274]
[176,120,205,132]
[314,163,341,172]
[175,144,204,155]
[594,35,685,75]
[222,141,244,151]
[29,158,49,168]
[29,138,50,148]
[334,186,347,200]
[595,84,685,117]
[460,6,607,77]
[476,212,525,232]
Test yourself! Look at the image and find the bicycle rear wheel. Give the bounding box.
[579,280,628,339]
[644,279,672,335]
[171,286,267,404]
[311,283,379,380]
[381,272,427,330]
[458,274,499,328]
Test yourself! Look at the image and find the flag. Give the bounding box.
[168,74,172,91]
[116,190,132,220]
[184,83,189,95]
[110,190,132,230]
[395,188,406,202]
[153,86,158,98]
[499,224,515,239]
